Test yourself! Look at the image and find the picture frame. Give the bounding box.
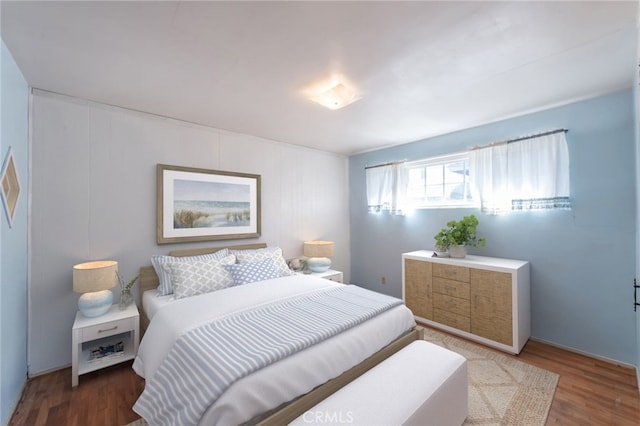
[157,164,261,244]
[1,147,21,228]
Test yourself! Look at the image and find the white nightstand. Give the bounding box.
[71,303,139,387]
[299,269,344,283]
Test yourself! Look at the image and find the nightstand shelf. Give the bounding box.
[72,303,139,387]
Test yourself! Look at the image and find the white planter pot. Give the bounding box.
[448,245,467,258]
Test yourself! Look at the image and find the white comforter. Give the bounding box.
[133,275,416,425]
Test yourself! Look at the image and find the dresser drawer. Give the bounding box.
[433,263,469,282]
[433,308,471,332]
[433,277,470,300]
[433,293,470,317]
[81,317,133,341]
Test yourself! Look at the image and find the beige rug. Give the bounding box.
[128,328,558,426]
[422,327,559,425]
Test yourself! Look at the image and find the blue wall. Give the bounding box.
[1,41,29,424]
[350,90,637,365]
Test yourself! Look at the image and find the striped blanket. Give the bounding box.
[134,285,403,426]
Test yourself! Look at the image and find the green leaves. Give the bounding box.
[117,271,140,292]
[434,214,486,248]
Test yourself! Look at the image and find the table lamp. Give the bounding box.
[73,260,118,317]
[303,240,335,273]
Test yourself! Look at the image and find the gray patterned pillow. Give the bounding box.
[151,248,231,296]
[231,246,294,277]
[163,254,235,300]
[224,259,280,285]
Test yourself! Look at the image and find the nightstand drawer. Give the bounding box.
[323,272,343,283]
[81,317,133,341]
[298,269,344,283]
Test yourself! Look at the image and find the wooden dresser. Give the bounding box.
[402,250,530,354]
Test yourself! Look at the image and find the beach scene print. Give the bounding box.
[173,179,251,229]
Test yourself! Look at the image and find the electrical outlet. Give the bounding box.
[381,276,386,285]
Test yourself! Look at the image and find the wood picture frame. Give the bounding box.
[1,147,21,227]
[157,164,261,244]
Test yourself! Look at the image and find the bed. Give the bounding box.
[133,243,419,425]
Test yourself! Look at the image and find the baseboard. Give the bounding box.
[4,378,27,425]
[529,337,637,370]
[28,362,71,379]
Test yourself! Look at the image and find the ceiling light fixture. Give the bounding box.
[307,81,361,110]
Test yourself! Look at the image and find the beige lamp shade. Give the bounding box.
[303,241,335,258]
[73,260,118,293]
[303,241,335,273]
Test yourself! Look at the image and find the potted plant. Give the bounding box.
[117,272,139,310]
[434,214,486,258]
[433,231,451,257]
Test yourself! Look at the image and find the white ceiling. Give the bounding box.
[1,1,637,155]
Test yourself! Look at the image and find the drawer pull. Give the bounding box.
[98,326,118,333]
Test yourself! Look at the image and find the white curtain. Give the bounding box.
[469,142,510,214]
[469,132,570,214]
[366,162,407,215]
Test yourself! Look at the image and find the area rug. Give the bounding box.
[128,328,559,426]
[421,327,559,425]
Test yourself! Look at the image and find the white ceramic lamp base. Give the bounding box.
[307,257,332,273]
[78,289,113,317]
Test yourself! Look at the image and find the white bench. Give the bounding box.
[291,340,468,425]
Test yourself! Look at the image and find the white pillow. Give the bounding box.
[151,248,231,296]
[163,254,236,300]
[231,246,295,277]
[224,259,280,286]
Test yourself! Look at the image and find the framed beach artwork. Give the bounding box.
[157,164,261,244]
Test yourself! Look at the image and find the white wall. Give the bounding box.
[29,90,350,375]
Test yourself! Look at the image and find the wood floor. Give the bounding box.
[8,361,144,426]
[518,339,640,425]
[8,330,640,426]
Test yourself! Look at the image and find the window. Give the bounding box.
[366,162,407,215]
[365,129,570,214]
[405,153,475,208]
